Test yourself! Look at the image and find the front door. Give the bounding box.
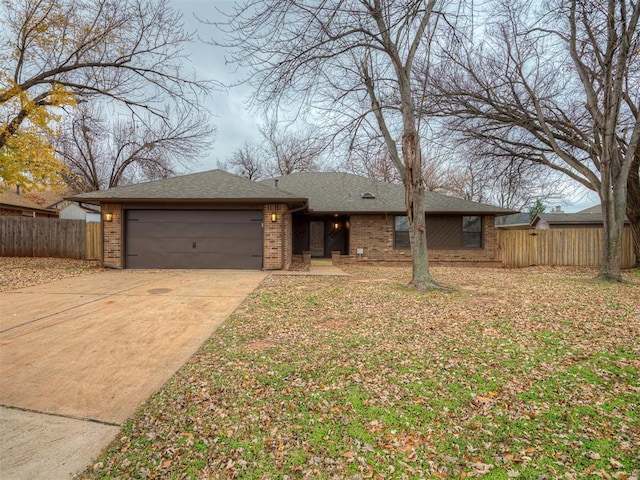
[309,221,325,257]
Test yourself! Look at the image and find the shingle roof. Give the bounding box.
[261,172,515,215]
[495,212,531,228]
[67,169,516,215]
[578,204,601,214]
[532,207,630,226]
[69,169,306,204]
[535,213,605,224]
[0,188,59,213]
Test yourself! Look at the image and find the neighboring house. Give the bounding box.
[495,212,532,230]
[50,200,101,222]
[0,187,59,218]
[70,169,515,270]
[531,205,629,229]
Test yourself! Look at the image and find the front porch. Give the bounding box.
[292,214,350,259]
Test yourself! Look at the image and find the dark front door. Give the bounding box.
[125,210,263,269]
[309,221,324,257]
[327,220,347,255]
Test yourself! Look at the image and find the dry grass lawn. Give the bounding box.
[57,264,640,479]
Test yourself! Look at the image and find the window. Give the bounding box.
[394,216,410,249]
[462,216,482,248]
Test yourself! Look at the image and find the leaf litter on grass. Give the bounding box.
[0,257,102,291]
[80,265,640,480]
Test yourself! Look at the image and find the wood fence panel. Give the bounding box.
[0,217,87,259]
[498,227,635,268]
[86,222,102,260]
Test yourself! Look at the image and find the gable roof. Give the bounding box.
[69,169,306,205]
[495,212,531,228]
[261,172,515,215]
[66,169,516,215]
[578,205,602,214]
[531,206,629,227]
[0,188,59,214]
[533,213,604,225]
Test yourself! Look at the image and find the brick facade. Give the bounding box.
[102,203,123,268]
[345,214,499,265]
[263,204,291,269]
[98,204,497,269]
[100,203,291,270]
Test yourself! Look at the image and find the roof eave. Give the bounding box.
[66,196,307,205]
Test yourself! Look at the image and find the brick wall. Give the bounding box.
[347,214,499,264]
[0,208,57,218]
[0,208,21,216]
[263,204,290,269]
[102,203,122,268]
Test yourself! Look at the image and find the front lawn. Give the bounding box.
[82,266,639,479]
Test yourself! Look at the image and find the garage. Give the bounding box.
[125,210,264,269]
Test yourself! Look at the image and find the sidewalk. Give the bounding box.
[271,264,349,276]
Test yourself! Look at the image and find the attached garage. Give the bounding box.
[125,210,264,269]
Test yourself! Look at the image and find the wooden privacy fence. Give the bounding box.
[0,217,101,260]
[498,227,636,268]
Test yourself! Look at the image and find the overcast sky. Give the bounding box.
[169,0,262,170]
[168,0,599,213]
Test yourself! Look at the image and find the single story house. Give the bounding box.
[49,200,102,222]
[531,205,630,229]
[494,212,531,230]
[70,170,515,270]
[0,187,59,218]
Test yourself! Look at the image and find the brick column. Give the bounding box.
[263,204,289,269]
[102,203,122,268]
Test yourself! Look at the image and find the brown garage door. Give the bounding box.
[125,210,263,269]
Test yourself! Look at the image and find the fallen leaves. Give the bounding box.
[76,265,640,480]
[0,257,102,291]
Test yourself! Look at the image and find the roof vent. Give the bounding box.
[361,192,375,199]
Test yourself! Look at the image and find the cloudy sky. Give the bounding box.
[168,0,599,212]
[169,0,262,170]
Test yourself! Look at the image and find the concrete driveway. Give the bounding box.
[0,269,266,479]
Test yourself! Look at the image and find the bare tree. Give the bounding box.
[431,0,640,280]
[346,135,564,210]
[213,0,451,291]
[443,145,570,211]
[347,146,404,184]
[226,140,264,180]
[57,104,214,191]
[629,152,640,266]
[259,119,324,176]
[1,0,214,187]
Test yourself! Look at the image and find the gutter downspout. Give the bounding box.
[263,200,309,271]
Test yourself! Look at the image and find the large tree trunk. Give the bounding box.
[627,153,640,268]
[402,132,439,291]
[598,167,627,281]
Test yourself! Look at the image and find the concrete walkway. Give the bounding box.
[272,265,350,276]
[0,269,266,479]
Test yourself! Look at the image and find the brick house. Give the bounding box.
[531,205,630,230]
[0,188,59,218]
[70,170,514,270]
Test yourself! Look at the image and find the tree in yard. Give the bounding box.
[529,199,546,222]
[442,144,570,211]
[56,104,214,192]
[431,0,640,280]
[225,140,265,180]
[259,119,325,177]
[0,0,213,190]
[214,0,448,291]
[628,151,640,266]
[223,119,325,180]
